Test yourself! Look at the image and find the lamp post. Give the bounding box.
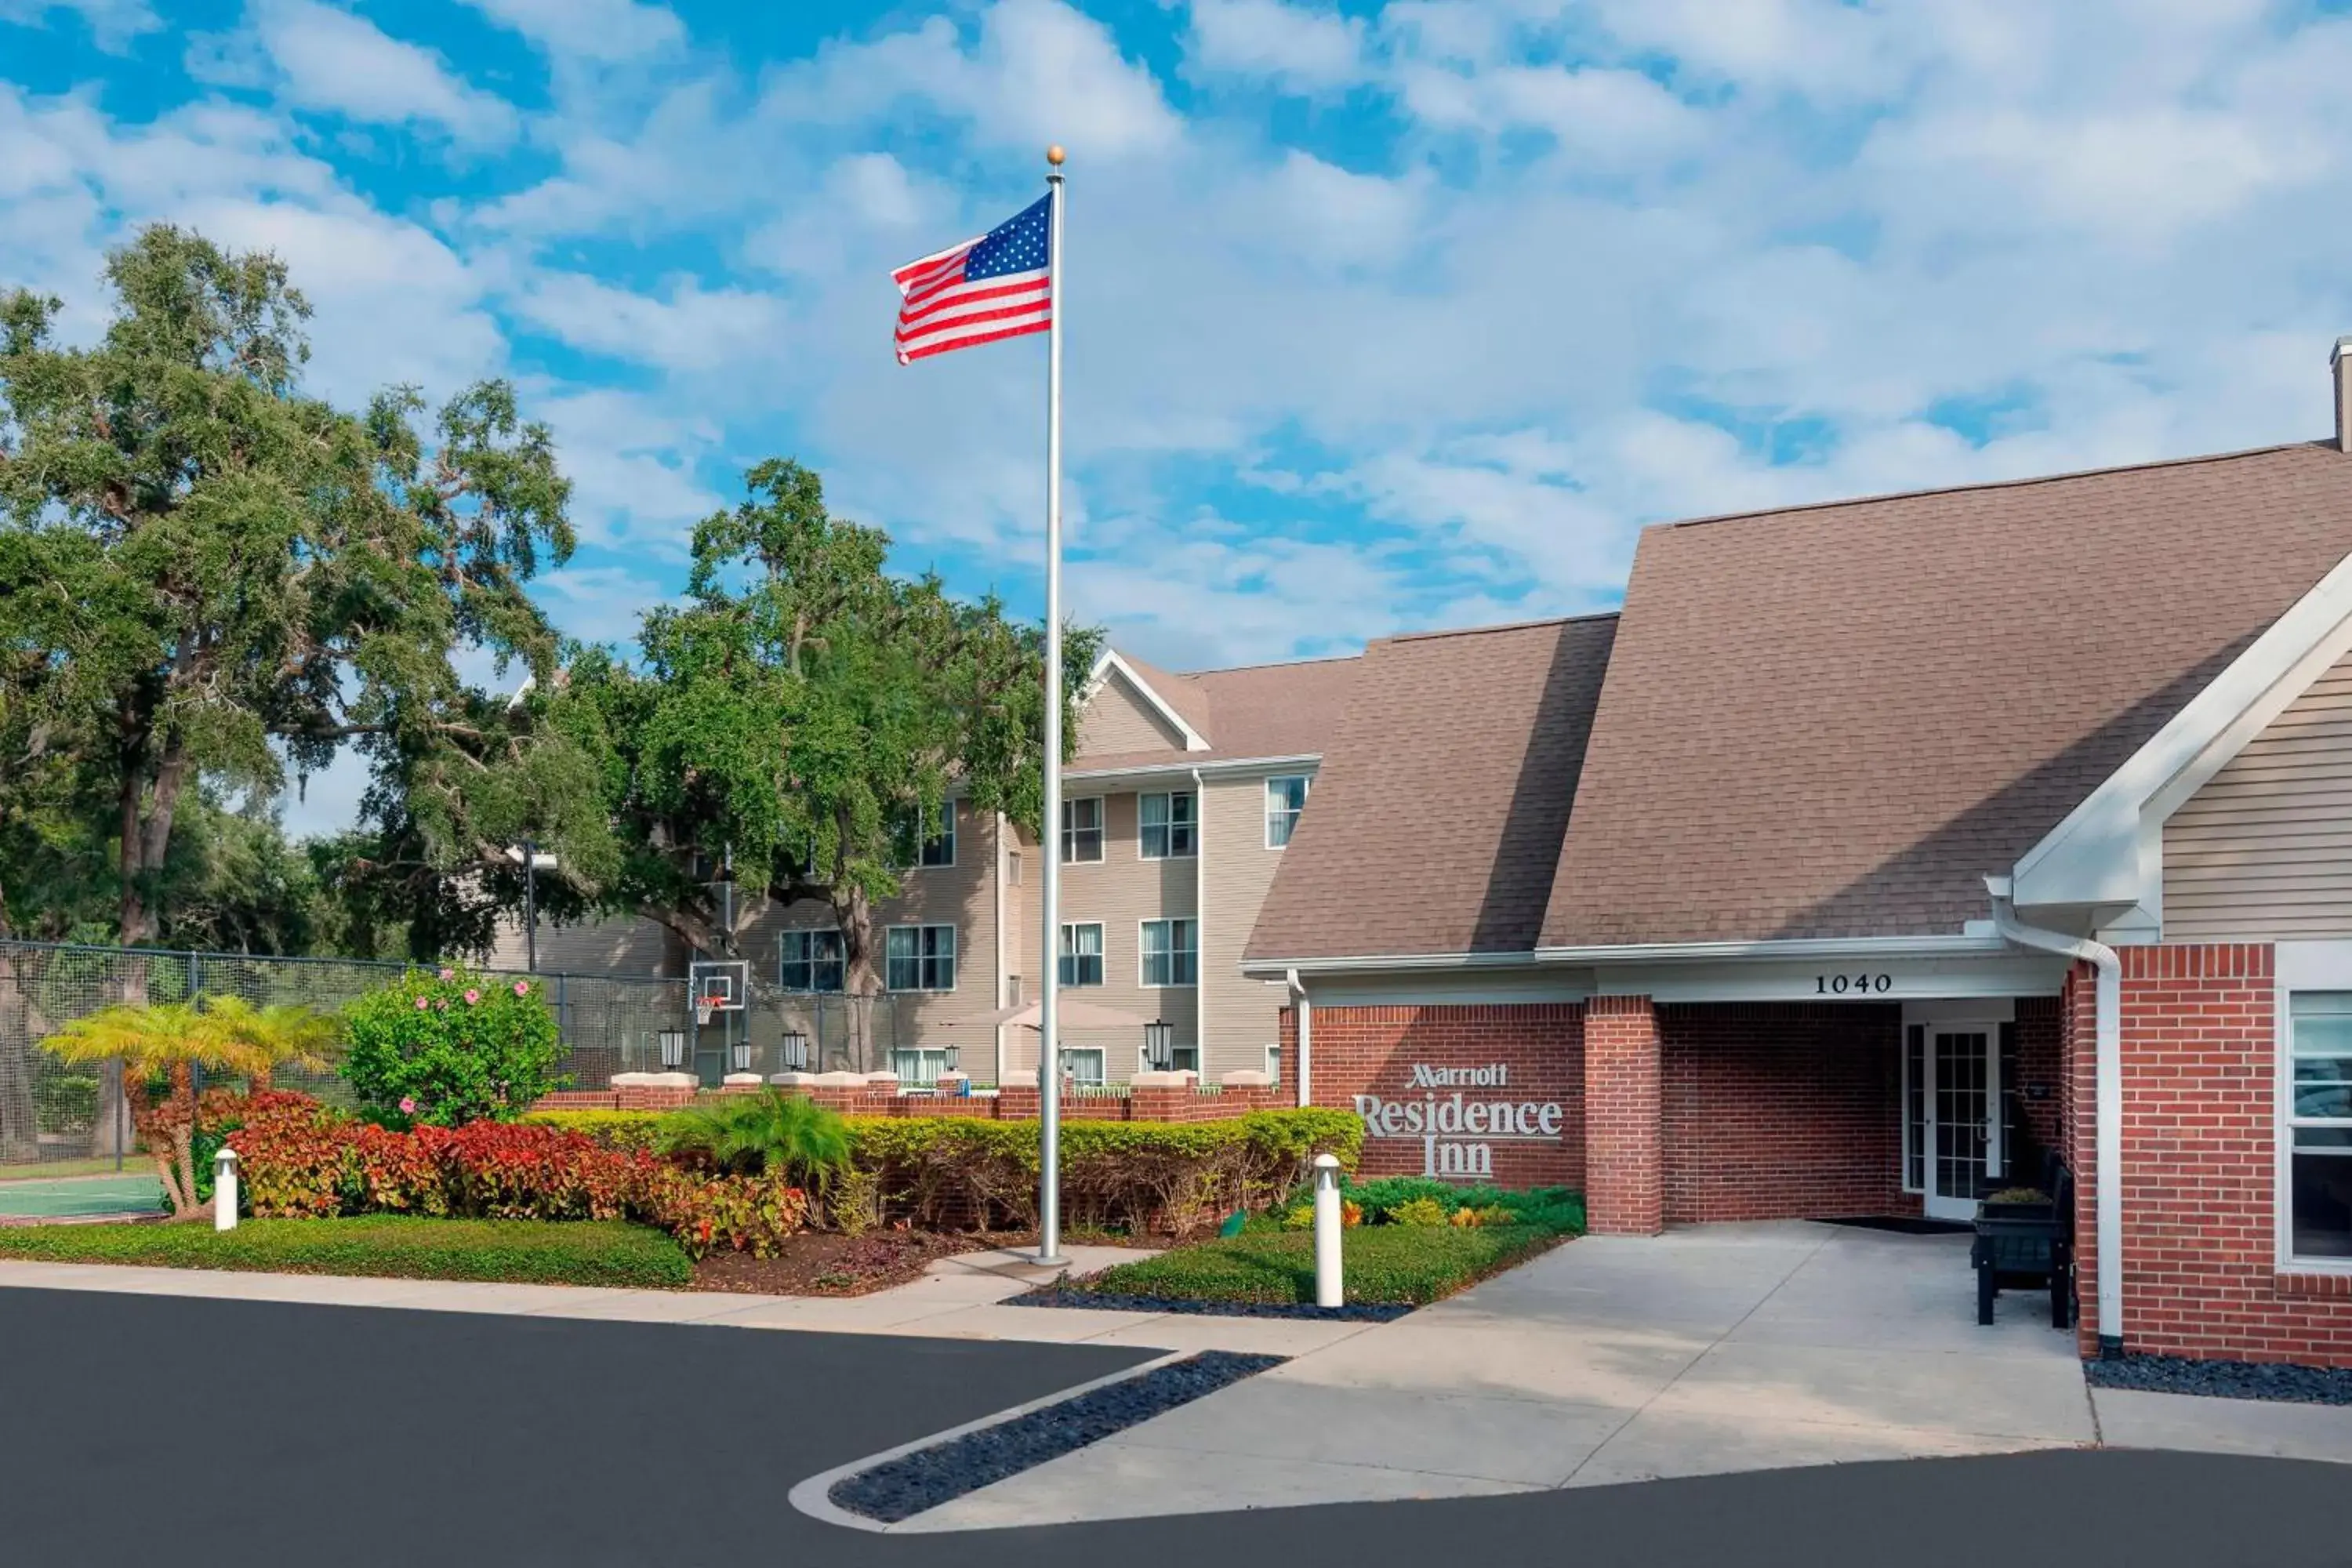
[1142,1019,1174,1074]
[657,1028,686,1072]
[506,840,557,972]
[782,1029,810,1074]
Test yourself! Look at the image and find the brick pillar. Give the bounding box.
[1585,994,1663,1236]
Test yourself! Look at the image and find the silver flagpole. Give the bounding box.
[1037,143,1067,1266]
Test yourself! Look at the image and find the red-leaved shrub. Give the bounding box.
[198,1093,805,1258]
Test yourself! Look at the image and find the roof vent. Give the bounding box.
[2334,337,2352,452]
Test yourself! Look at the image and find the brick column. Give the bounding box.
[1585,994,1663,1236]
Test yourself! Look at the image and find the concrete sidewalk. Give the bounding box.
[0,1244,1371,1358]
[902,1222,2352,1530]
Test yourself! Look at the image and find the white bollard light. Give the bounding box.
[1312,1152,1343,1308]
[214,1147,239,1233]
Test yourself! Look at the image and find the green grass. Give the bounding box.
[1081,1222,1570,1307]
[0,1216,693,1288]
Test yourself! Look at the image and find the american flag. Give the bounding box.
[891,194,1053,365]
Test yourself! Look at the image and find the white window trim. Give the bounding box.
[1059,1047,1108,1085]
[1900,1022,1925,1196]
[779,928,846,995]
[2276,941,2352,1273]
[1138,790,1199,861]
[890,1047,953,1087]
[1062,795,1106,863]
[1138,916,1200,989]
[1265,774,1311,849]
[884,923,959,993]
[1058,920,1105,988]
[898,801,956,870]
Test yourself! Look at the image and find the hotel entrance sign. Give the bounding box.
[1353,1062,1566,1180]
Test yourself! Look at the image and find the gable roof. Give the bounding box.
[1071,648,1361,772]
[1541,441,2352,948]
[1244,615,1618,963]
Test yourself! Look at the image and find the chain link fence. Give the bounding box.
[0,941,688,1174]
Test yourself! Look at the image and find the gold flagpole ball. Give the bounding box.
[1046,144,1065,166]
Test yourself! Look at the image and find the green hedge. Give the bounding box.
[524,1105,1364,1236]
[1080,1223,1566,1307]
[0,1217,693,1287]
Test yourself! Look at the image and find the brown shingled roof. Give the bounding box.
[1543,441,2352,947]
[1245,615,1618,961]
[1073,652,1360,771]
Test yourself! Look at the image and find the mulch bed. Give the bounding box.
[828,1350,1287,1523]
[691,1230,985,1296]
[2085,1352,2352,1406]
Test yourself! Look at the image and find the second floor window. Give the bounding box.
[1140,791,1197,858]
[1265,775,1311,848]
[1140,917,1198,987]
[885,924,956,992]
[1059,922,1104,986]
[779,930,844,993]
[1062,797,1104,862]
[892,802,956,869]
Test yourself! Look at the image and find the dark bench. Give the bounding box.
[1971,1158,2074,1330]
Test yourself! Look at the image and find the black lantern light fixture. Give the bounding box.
[781,1029,811,1073]
[657,1028,687,1070]
[1143,1019,1174,1073]
[731,1037,753,1074]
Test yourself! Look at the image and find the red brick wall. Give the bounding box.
[1657,1003,1908,1224]
[1586,995,1663,1234]
[2012,995,2063,1160]
[1284,1003,1583,1189]
[2065,942,2352,1369]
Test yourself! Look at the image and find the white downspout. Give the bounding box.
[1286,967,1312,1108]
[1192,767,1207,1080]
[994,811,1009,1087]
[1986,875,2125,1356]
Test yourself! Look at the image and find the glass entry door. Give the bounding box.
[1908,1024,2003,1221]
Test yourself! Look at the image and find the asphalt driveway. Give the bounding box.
[3,1282,2350,1568]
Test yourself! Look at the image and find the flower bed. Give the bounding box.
[0,1216,692,1287]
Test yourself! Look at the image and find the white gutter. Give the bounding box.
[1192,766,1207,1078]
[993,811,1009,1087]
[1286,967,1311,1109]
[1987,875,2122,1356]
[1064,753,1321,785]
[1243,931,2009,980]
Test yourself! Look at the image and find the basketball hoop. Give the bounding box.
[696,998,717,1027]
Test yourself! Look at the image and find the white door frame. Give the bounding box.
[1912,1018,2003,1221]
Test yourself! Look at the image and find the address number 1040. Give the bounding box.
[1815,972,1893,995]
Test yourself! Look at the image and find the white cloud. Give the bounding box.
[463,0,684,62]
[0,0,158,52]
[504,271,786,372]
[248,0,516,144]
[1185,0,1368,96]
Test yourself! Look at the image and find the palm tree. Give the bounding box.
[200,998,340,1092]
[39,1001,270,1218]
[656,1091,851,1192]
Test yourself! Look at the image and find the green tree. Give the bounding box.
[0,224,587,958]
[564,459,1098,1060]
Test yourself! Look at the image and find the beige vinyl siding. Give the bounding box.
[1004,789,1199,1077]
[733,800,1009,1077]
[1199,769,1306,1079]
[1076,672,1187,757]
[2165,649,2352,940]
[488,913,682,977]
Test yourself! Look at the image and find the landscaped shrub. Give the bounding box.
[1384,1196,1450,1227]
[657,1091,852,1191]
[340,966,563,1127]
[0,1216,693,1287]
[203,1092,805,1260]
[520,1109,666,1151]
[1081,1222,1568,1307]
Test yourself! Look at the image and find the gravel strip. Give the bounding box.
[2086,1353,2352,1406]
[827,1350,1286,1523]
[1004,1285,1415,1322]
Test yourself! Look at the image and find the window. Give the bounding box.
[892,802,956,868]
[1059,922,1104,986]
[2288,992,2352,1261]
[1058,1047,1106,1085]
[1007,851,1023,885]
[884,924,956,992]
[779,930,844,994]
[1140,918,1198,987]
[1265,1044,1282,1079]
[1265,775,1311,848]
[1062,797,1104,862]
[1143,1042,1199,1073]
[1140,791,1197,858]
[890,1047,951,1087]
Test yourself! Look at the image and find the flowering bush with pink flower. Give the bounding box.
[340,965,564,1127]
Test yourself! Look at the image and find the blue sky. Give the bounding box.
[12,0,2352,833]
